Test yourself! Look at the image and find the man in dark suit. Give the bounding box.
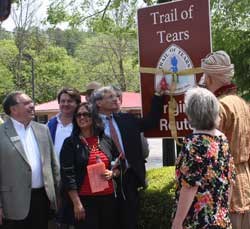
[0,91,60,229]
[111,85,150,160]
[91,86,163,229]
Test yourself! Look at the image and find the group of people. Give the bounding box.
[0,79,164,229]
[0,50,249,229]
[56,85,163,229]
[172,51,250,229]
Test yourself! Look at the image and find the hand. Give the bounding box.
[73,202,85,221]
[112,168,120,178]
[0,208,3,225]
[103,169,113,180]
[155,81,165,96]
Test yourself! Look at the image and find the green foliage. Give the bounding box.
[47,1,68,26]
[211,0,250,100]
[74,33,139,91]
[0,40,18,66]
[47,0,138,30]
[138,166,175,229]
[0,38,86,105]
[47,28,88,56]
[0,63,15,96]
[88,17,117,34]
[0,27,13,40]
[0,0,248,106]
[34,45,85,103]
[0,40,17,111]
[44,0,140,92]
[25,27,49,53]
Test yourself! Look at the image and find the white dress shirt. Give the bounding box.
[100,114,130,168]
[54,114,73,158]
[100,114,125,153]
[11,118,44,188]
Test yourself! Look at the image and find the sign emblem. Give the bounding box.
[155,44,196,95]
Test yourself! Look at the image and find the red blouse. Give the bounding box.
[78,136,114,196]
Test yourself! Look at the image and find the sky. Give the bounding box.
[1,0,50,31]
[1,0,146,32]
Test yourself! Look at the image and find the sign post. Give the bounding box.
[138,0,211,139]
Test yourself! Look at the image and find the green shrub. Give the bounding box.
[138,166,175,229]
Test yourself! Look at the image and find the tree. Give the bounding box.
[73,0,139,91]
[75,32,139,91]
[47,0,118,28]
[0,27,13,40]
[34,45,86,103]
[46,28,88,56]
[10,0,46,92]
[211,0,250,99]
[0,40,17,105]
[47,0,140,91]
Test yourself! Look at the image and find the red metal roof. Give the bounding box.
[35,92,142,113]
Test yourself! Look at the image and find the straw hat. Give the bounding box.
[81,81,102,95]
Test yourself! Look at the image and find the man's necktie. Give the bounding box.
[107,116,122,152]
[107,116,128,173]
[107,116,126,160]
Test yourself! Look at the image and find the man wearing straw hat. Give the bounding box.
[81,81,102,102]
[201,50,250,229]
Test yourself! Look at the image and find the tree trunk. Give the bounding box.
[118,58,126,91]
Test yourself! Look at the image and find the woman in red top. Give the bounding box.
[60,102,120,229]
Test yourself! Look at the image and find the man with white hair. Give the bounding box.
[201,50,250,229]
[90,85,164,229]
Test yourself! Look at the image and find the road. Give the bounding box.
[146,138,163,170]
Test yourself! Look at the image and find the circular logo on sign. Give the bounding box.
[155,44,196,95]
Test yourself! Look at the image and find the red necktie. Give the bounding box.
[107,116,124,159]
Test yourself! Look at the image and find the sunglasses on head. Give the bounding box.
[76,112,91,118]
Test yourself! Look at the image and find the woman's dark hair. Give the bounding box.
[72,102,104,136]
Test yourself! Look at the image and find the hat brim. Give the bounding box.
[80,89,95,96]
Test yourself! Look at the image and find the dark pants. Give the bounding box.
[116,169,139,229]
[1,187,50,229]
[75,194,116,229]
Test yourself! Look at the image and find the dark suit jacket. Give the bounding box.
[113,95,163,188]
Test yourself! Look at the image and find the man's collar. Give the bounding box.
[99,113,114,119]
[214,83,237,97]
[10,117,31,129]
[56,113,62,123]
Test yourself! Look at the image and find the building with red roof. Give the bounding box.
[35,92,142,123]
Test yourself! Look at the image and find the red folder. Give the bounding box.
[87,162,109,193]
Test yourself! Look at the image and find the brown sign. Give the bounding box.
[137,0,211,138]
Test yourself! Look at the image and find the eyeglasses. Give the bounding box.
[75,112,91,118]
